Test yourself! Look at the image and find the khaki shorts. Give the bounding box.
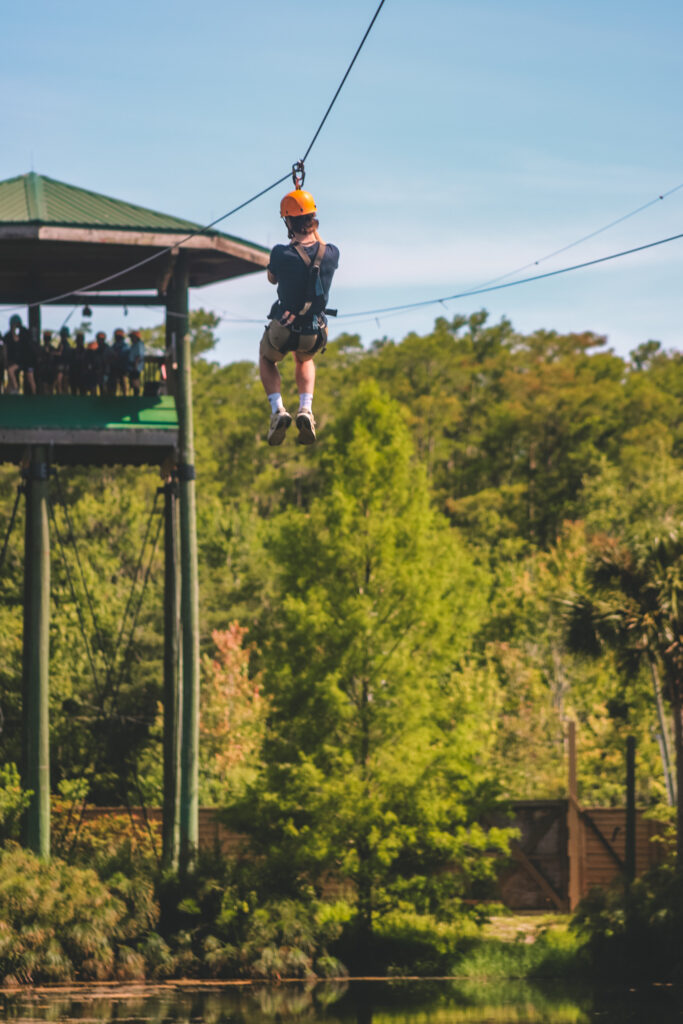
[259,320,326,363]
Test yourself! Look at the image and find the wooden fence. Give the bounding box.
[77,799,665,912]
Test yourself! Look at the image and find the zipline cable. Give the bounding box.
[108,489,162,700]
[161,179,683,332]
[50,485,163,858]
[0,173,291,315]
[471,181,683,291]
[52,467,111,682]
[301,0,387,162]
[48,496,105,704]
[337,229,683,321]
[0,1,389,316]
[108,501,164,712]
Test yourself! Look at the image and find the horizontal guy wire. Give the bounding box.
[338,229,683,321]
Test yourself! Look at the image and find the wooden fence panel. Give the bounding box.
[72,802,666,911]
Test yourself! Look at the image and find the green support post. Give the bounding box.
[22,446,50,858]
[172,257,200,872]
[162,478,182,870]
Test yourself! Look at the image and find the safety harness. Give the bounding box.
[275,239,329,355]
[292,239,327,318]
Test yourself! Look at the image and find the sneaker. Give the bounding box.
[296,408,317,445]
[267,409,292,446]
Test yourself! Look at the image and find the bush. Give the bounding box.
[157,848,349,979]
[0,765,30,843]
[0,845,124,983]
[573,863,683,981]
[336,907,479,975]
[454,928,587,980]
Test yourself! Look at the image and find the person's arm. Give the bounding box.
[267,269,277,284]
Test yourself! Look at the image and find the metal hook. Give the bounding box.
[292,160,305,189]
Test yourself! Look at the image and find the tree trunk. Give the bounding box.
[649,658,676,806]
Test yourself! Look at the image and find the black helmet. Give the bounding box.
[9,314,21,329]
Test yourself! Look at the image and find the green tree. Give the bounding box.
[236,383,510,937]
[140,307,221,360]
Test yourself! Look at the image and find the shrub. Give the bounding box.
[353,907,479,975]
[573,863,683,981]
[0,845,124,983]
[0,765,31,843]
[454,928,587,980]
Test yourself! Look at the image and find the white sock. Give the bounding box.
[268,392,285,415]
[299,392,313,412]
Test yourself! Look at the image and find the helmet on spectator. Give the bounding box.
[59,326,70,340]
[9,315,22,329]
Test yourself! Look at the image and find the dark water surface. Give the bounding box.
[1,979,683,1024]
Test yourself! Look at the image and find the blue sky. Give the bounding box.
[3,0,683,363]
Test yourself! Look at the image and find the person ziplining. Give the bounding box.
[259,166,339,446]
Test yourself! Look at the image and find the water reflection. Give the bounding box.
[0,980,682,1024]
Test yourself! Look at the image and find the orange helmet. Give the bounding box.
[280,189,316,218]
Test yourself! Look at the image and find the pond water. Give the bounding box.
[0,979,682,1024]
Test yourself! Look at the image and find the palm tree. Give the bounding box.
[564,501,683,857]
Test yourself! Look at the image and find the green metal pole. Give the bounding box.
[22,447,50,858]
[162,478,181,870]
[173,257,200,873]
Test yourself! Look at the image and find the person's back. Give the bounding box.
[38,331,56,394]
[268,238,339,335]
[110,330,129,394]
[128,331,145,396]
[71,333,87,394]
[84,332,106,393]
[5,315,36,394]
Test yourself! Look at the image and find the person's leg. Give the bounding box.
[294,354,317,444]
[294,354,315,408]
[260,353,282,399]
[260,353,292,446]
[25,369,36,395]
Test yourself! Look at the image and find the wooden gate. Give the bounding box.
[494,800,665,911]
[496,800,569,911]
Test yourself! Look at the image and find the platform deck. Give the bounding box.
[0,395,178,466]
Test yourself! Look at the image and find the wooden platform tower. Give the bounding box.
[0,172,268,867]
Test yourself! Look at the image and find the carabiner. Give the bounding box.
[292,160,305,189]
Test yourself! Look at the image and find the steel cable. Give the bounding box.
[0,2,389,315]
[338,229,683,322]
[0,485,23,581]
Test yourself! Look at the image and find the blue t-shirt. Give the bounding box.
[268,240,339,330]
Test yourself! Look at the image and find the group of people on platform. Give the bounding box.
[0,317,146,396]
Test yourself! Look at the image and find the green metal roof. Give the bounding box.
[0,172,265,247]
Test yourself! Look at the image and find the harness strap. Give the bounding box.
[293,241,326,316]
